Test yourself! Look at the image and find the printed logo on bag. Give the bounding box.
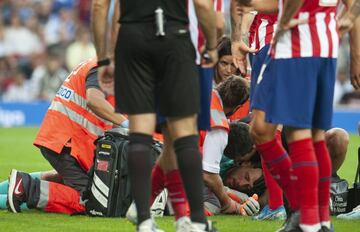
[101,144,112,149]
[89,209,104,216]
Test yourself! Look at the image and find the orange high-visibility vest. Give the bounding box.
[209,90,229,131]
[228,100,250,122]
[34,58,113,172]
[199,90,229,152]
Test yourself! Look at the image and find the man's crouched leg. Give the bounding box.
[8,169,85,214]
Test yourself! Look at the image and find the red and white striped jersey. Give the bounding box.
[272,0,339,59]
[249,13,278,52]
[188,0,224,64]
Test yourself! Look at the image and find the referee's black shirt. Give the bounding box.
[119,0,188,24]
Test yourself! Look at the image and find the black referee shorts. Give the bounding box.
[114,22,200,117]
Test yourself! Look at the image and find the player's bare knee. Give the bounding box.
[167,114,198,140]
[326,128,349,147]
[128,114,156,135]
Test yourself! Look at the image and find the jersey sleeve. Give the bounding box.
[213,0,224,12]
[85,68,101,90]
[202,128,228,174]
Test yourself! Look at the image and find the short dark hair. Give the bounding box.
[224,121,254,160]
[217,36,232,58]
[216,75,250,109]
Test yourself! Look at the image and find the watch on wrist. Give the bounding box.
[97,58,110,67]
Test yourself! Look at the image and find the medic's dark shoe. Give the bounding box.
[7,169,29,213]
[276,210,301,232]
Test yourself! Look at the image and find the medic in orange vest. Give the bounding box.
[7,58,128,214]
[200,76,252,215]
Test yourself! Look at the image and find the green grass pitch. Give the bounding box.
[0,127,359,231]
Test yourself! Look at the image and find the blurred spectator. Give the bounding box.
[66,26,96,70]
[33,1,53,25]
[2,68,34,102]
[31,49,68,101]
[44,6,76,45]
[3,11,43,56]
[0,58,12,95]
[78,0,91,24]
[0,23,6,57]
[334,66,353,105]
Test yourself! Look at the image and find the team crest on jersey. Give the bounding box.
[56,86,74,101]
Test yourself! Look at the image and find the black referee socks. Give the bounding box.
[174,135,206,224]
[128,133,154,225]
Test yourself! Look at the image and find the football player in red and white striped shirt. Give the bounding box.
[249,0,339,232]
[231,1,287,222]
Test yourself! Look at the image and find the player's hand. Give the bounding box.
[239,194,260,216]
[224,187,249,204]
[201,47,218,68]
[338,15,354,38]
[351,55,360,90]
[231,40,257,76]
[221,198,242,214]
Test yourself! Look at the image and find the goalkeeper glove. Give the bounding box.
[239,194,260,216]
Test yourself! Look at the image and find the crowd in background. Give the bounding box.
[0,0,359,107]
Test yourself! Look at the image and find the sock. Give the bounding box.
[165,169,189,220]
[0,181,8,195]
[174,135,206,224]
[314,140,332,225]
[261,158,284,210]
[0,194,29,210]
[30,172,41,180]
[299,224,321,232]
[0,194,7,209]
[151,163,165,204]
[289,138,320,226]
[128,133,154,225]
[256,138,298,210]
[0,172,41,194]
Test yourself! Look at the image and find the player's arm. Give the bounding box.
[85,70,127,127]
[215,11,225,39]
[202,129,233,210]
[273,0,304,44]
[193,0,218,67]
[202,128,259,215]
[341,0,360,89]
[91,0,111,61]
[111,0,120,53]
[230,0,256,74]
[349,17,360,89]
[87,88,127,127]
[346,0,360,20]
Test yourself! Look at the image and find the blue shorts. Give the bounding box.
[250,45,270,111]
[252,57,337,130]
[157,66,213,131]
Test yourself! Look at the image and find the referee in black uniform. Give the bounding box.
[91,0,218,231]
